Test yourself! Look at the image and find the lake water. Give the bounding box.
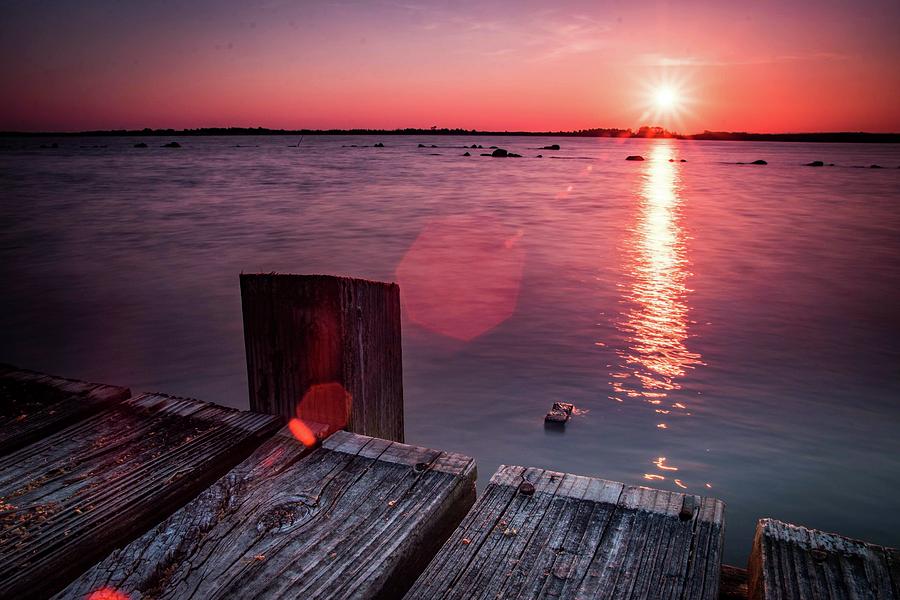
[1,135,899,564]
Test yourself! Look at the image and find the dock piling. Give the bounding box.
[240,273,404,441]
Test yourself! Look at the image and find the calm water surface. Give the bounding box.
[2,135,899,563]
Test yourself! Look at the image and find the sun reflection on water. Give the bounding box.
[610,142,703,403]
[608,142,706,489]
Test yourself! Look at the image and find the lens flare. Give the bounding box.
[396,215,525,341]
[88,588,129,600]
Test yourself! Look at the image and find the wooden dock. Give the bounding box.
[404,465,725,600]
[56,429,476,599]
[2,273,896,599]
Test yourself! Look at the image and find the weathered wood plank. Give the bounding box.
[0,392,281,599]
[0,364,131,456]
[404,465,726,600]
[55,429,477,600]
[720,565,749,600]
[748,518,898,600]
[240,273,404,441]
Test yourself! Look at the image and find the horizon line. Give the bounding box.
[2,126,900,139]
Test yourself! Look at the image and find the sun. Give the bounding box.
[633,73,695,130]
[654,86,679,111]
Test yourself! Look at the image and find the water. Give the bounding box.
[2,135,899,564]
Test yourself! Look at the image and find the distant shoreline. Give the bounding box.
[1,127,899,143]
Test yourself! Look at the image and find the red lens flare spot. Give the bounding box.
[396,216,525,341]
[288,418,318,447]
[87,588,129,600]
[296,382,351,432]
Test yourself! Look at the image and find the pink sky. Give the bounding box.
[2,0,899,132]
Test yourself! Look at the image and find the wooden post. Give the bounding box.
[240,273,404,442]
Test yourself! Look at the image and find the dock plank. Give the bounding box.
[404,465,726,600]
[748,518,898,600]
[0,392,281,599]
[55,429,477,600]
[0,365,130,456]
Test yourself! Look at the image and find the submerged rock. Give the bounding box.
[162,141,181,148]
[625,155,644,161]
[133,142,148,148]
[536,154,543,158]
[870,164,883,169]
[508,152,522,157]
[805,161,824,167]
[541,144,560,150]
[418,143,426,148]
[462,151,470,156]
[489,146,498,149]
[750,159,767,165]
[491,148,508,157]
[374,142,384,147]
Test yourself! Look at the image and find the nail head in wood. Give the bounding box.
[518,481,535,496]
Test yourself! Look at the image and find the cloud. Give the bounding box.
[635,52,849,67]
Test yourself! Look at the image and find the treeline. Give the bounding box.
[2,126,898,143]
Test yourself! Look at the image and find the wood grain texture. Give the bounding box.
[240,273,404,442]
[404,465,725,600]
[55,429,477,600]
[748,518,898,600]
[0,392,281,599]
[720,565,749,600]
[0,364,131,456]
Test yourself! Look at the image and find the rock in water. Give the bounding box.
[418,143,426,148]
[805,160,824,167]
[491,148,508,157]
[462,151,470,156]
[553,402,574,416]
[869,164,883,169]
[626,155,644,161]
[507,152,522,157]
[541,144,560,150]
[374,142,384,147]
[162,141,181,148]
[133,142,148,148]
[750,159,767,165]
[544,410,568,424]
[545,401,575,425]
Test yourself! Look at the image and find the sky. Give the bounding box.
[2,0,899,133]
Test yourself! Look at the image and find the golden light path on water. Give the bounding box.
[609,141,706,488]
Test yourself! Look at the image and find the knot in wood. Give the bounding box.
[810,549,828,562]
[518,481,535,496]
[414,462,429,473]
[256,499,312,533]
